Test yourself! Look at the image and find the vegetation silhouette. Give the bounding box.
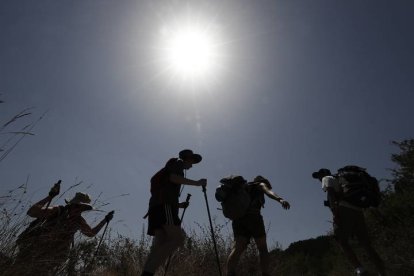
[0,99,412,275]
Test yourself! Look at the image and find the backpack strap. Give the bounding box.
[247,182,265,209]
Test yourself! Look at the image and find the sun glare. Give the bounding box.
[168,28,213,77]
[159,20,223,84]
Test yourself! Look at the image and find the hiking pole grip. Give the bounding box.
[180,193,192,222]
[202,187,223,276]
[45,180,61,209]
[185,193,191,203]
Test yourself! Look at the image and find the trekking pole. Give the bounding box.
[202,185,222,276]
[88,211,114,269]
[163,193,192,276]
[179,193,191,223]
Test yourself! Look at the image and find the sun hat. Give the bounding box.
[179,149,202,164]
[65,192,93,210]
[312,168,332,179]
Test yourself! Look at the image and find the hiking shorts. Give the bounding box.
[147,204,180,236]
[232,213,266,239]
[334,206,369,242]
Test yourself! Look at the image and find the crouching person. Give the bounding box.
[141,149,207,276]
[225,175,290,276]
[10,181,114,275]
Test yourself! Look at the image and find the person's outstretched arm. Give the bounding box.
[259,183,290,209]
[170,174,207,187]
[27,182,61,218]
[80,211,114,237]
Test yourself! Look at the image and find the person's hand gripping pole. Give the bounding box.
[180,193,192,223]
[46,180,61,209]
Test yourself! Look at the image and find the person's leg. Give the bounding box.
[355,218,386,276]
[226,236,249,276]
[359,239,386,275]
[334,207,363,272]
[254,235,270,276]
[337,237,362,269]
[142,225,185,274]
[153,224,185,269]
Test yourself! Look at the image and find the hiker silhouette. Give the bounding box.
[225,175,290,276]
[8,180,114,275]
[312,167,387,276]
[141,149,206,276]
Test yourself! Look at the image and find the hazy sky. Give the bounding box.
[1,0,413,249]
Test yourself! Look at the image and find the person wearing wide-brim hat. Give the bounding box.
[64,192,93,209]
[10,181,114,276]
[141,149,207,276]
[312,168,387,276]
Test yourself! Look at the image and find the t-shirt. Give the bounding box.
[149,158,185,207]
[321,176,340,192]
[321,176,362,211]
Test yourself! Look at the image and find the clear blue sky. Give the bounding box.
[1,0,413,248]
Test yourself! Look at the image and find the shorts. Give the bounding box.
[232,213,266,239]
[147,204,180,236]
[334,206,369,241]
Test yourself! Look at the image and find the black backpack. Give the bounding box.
[16,205,68,248]
[215,175,251,220]
[150,167,168,203]
[336,165,381,208]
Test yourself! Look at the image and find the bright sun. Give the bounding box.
[159,20,223,83]
[168,28,213,77]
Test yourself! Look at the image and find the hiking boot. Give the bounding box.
[355,267,368,276]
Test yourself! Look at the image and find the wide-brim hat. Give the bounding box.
[312,168,331,179]
[65,192,93,210]
[179,149,202,164]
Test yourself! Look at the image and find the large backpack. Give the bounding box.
[246,182,266,210]
[149,158,181,205]
[336,165,381,208]
[215,175,251,220]
[16,205,68,248]
[150,167,168,203]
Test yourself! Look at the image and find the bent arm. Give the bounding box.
[260,183,283,202]
[170,174,202,186]
[27,195,57,218]
[260,183,290,209]
[80,217,107,237]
